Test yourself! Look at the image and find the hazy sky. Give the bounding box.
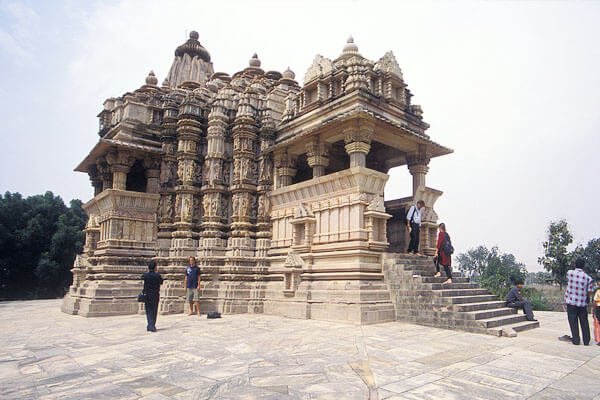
[1,0,599,272]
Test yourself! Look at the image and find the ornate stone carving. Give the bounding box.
[374,51,403,79]
[304,55,334,83]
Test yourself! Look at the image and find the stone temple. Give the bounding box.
[62,32,538,334]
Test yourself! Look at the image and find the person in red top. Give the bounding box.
[434,223,452,284]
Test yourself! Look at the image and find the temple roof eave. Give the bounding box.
[268,103,453,162]
[74,138,162,173]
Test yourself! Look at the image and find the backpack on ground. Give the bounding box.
[207,311,222,319]
[443,232,454,255]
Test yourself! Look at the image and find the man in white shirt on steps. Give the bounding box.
[406,200,425,255]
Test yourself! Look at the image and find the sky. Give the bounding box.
[1,0,599,272]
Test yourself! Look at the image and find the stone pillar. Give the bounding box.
[88,168,102,196]
[306,139,329,178]
[106,150,135,190]
[143,158,161,194]
[407,152,430,196]
[96,159,112,192]
[230,115,258,236]
[343,119,373,168]
[256,127,275,259]
[274,150,297,188]
[171,95,203,254]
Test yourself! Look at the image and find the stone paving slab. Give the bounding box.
[0,300,599,399]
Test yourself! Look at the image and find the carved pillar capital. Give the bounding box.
[406,152,431,169]
[274,150,297,188]
[306,139,329,178]
[88,167,102,196]
[343,119,374,167]
[96,159,112,191]
[106,150,135,190]
[407,152,430,195]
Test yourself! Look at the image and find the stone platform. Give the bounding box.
[2,300,600,400]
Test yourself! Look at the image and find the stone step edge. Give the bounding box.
[488,320,541,337]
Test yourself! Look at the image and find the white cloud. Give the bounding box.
[0,1,40,64]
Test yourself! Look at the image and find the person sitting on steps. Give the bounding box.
[434,222,453,284]
[506,278,537,322]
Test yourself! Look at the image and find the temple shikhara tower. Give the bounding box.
[65,31,497,329]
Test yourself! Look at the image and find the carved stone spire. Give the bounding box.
[166,31,214,87]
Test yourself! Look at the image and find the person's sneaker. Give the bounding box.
[527,319,538,322]
[558,335,572,342]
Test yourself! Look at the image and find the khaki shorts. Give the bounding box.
[186,288,200,302]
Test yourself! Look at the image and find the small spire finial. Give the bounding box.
[343,36,359,55]
[282,66,295,80]
[145,70,158,86]
[249,53,261,67]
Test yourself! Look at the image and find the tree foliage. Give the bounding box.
[537,220,598,288]
[0,192,86,300]
[537,219,573,288]
[456,245,527,298]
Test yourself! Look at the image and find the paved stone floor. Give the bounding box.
[1,300,599,400]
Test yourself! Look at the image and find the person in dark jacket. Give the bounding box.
[506,279,536,321]
[141,260,163,332]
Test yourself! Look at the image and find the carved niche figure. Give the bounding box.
[239,194,249,218]
[210,195,218,217]
[220,197,228,220]
[175,195,182,218]
[257,195,270,218]
[177,162,185,182]
[194,162,202,184]
[223,162,231,185]
[203,195,212,217]
[233,159,240,182]
[182,198,192,222]
[259,157,272,182]
[159,160,172,186]
[207,159,221,184]
[240,158,250,181]
[232,196,239,217]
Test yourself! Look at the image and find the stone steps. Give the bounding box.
[383,254,540,337]
[417,282,479,290]
[461,307,516,320]
[489,320,540,337]
[453,300,508,312]
[434,288,491,297]
[420,276,470,283]
[435,295,499,305]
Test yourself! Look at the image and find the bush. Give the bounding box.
[522,287,553,311]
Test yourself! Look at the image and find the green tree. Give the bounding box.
[582,238,600,276]
[526,271,552,285]
[456,245,527,298]
[538,220,573,289]
[0,192,86,300]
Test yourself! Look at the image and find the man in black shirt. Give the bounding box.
[506,279,536,322]
[141,260,163,332]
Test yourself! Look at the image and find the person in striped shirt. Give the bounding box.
[563,258,594,346]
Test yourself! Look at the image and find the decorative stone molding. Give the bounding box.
[282,251,304,295]
[364,195,392,249]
